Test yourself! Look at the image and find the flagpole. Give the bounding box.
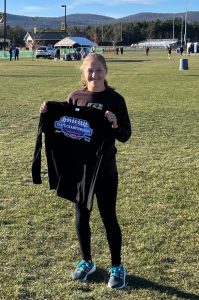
[4,0,7,50]
[172,14,175,40]
[184,0,188,46]
[181,16,183,45]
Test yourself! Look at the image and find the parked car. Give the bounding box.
[35,46,55,58]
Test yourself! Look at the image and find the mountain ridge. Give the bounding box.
[1,11,199,30]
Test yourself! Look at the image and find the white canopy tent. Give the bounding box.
[54,36,97,48]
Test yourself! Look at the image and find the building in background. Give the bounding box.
[23,31,67,49]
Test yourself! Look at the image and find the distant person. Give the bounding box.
[145,47,149,56]
[80,48,86,59]
[72,51,81,61]
[188,43,194,55]
[180,46,184,55]
[167,46,172,60]
[115,47,119,55]
[56,48,60,59]
[120,47,123,55]
[14,47,19,60]
[9,46,13,61]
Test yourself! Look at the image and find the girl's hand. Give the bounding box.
[40,102,47,113]
[105,110,118,129]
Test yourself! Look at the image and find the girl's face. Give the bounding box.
[83,58,106,92]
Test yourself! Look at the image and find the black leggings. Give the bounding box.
[75,171,122,266]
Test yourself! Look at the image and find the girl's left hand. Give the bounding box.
[105,110,118,129]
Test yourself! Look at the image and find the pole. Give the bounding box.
[184,1,188,46]
[61,5,67,33]
[64,6,66,33]
[3,0,7,50]
[172,14,175,40]
[120,22,123,42]
[181,16,183,45]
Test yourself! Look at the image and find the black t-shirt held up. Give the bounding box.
[32,89,131,210]
[32,101,113,210]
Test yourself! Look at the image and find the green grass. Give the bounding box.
[0,51,198,300]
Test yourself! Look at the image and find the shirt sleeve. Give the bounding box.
[113,96,132,143]
[32,113,44,184]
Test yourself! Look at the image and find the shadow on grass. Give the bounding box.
[0,74,69,78]
[179,74,199,77]
[126,274,199,299]
[106,59,150,63]
[89,268,198,299]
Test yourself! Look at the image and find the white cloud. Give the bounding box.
[23,6,45,12]
[15,5,59,17]
[68,0,154,11]
[107,0,154,3]
[69,0,154,5]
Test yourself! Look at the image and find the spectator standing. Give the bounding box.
[145,47,149,56]
[14,47,19,60]
[9,46,13,61]
[167,46,172,60]
[180,46,184,55]
[56,48,60,59]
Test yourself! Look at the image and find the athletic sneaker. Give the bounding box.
[108,265,126,289]
[72,260,96,281]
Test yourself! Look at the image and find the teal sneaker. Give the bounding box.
[72,260,96,281]
[108,265,126,289]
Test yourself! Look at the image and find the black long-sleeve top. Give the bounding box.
[67,88,132,170]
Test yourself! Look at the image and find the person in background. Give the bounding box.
[188,44,192,55]
[40,53,131,289]
[80,48,86,59]
[167,46,172,60]
[180,45,184,55]
[9,46,13,61]
[56,48,60,59]
[14,47,19,60]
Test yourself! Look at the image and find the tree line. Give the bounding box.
[1,19,199,47]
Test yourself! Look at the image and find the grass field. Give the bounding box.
[0,50,198,300]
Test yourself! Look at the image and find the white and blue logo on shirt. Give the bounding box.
[54,116,93,142]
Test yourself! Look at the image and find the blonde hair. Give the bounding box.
[80,53,114,90]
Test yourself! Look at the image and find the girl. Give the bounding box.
[40,53,131,289]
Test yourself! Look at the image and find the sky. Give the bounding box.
[0,0,198,19]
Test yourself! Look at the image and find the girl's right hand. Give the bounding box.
[40,102,47,113]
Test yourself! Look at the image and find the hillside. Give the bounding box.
[2,13,116,30]
[119,11,199,23]
[1,11,199,30]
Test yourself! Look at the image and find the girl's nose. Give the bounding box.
[91,72,96,78]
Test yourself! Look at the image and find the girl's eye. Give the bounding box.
[86,69,103,73]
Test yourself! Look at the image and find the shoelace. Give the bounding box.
[77,261,92,272]
[109,266,124,279]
